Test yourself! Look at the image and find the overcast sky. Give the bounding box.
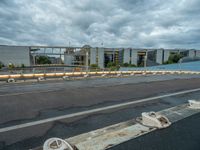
[0,0,199,48]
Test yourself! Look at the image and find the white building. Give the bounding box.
[0,45,199,68]
[0,45,31,66]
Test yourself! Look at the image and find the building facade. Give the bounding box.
[0,45,199,68]
[0,45,31,66]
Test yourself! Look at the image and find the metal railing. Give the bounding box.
[0,69,200,83]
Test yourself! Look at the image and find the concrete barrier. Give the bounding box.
[141,111,171,128]
[188,100,200,109]
[37,76,45,81]
[0,70,199,82]
[43,138,76,150]
[7,78,15,83]
[38,102,200,150]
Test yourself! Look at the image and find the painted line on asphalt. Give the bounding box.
[0,88,200,133]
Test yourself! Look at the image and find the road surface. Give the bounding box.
[0,74,200,150]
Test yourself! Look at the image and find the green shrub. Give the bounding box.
[129,64,136,67]
[90,64,100,71]
[21,64,25,68]
[123,63,129,67]
[110,66,119,71]
[107,62,117,68]
[37,56,51,64]
[8,63,15,69]
[90,64,99,68]
[138,62,144,67]
[121,63,136,67]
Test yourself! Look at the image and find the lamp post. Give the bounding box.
[86,50,89,73]
[179,58,182,72]
[144,50,148,72]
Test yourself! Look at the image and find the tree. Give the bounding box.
[8,63,15,69]
[165,53,183,64]
[0,62,4,69]
[21,64,25,68]
[37,56,51,64]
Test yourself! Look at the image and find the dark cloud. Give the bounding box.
[0,0,199,49]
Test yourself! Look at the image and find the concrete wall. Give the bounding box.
[196,50,200,57]
[131,50,138,65]
[64,54,74,65]
[164,50,170,62]
[90,48,97,65]
[156,50,163,64]
[123,49,130,63]
[189,50,195,58]
[98,48,104,68]
[0,46,30,66]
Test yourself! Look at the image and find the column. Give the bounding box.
[196,50,200,57]
[98,48,104,68]
[123,49,130,64]
[90,48,97,65]
[86,51,89,72]
[156,49,163,64]
[189,50,195,58]
[164,50,170,62]
[64,53,73,65]
[131,50,138,65]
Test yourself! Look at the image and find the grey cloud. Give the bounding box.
[0,0,199,49]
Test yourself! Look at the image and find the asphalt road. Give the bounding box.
[109,113,200,150]
[0,75,200,150]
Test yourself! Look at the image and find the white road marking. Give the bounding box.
[0,88,200,133]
